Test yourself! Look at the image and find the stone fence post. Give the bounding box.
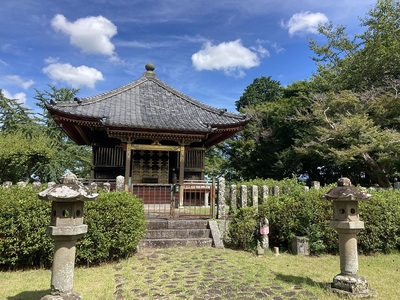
[311,181,320,189]
[261,185,269,202]
[240,185,247,208]
[217,177,226,219]
[272,185,279,196]
[103,182,111,193]
[230,184,237,211]
[32,181,42,190]
[116,175,124,191]
[252,185,258,212]
[3,181,12,188]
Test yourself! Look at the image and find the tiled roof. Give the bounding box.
[47,66,249,133]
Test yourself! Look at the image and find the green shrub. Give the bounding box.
[259,187,337,254]
[76,191,146,265]
[0,187,146,269]
[358,189,400,254]
[226,207,259,251]
[0,186,53,269]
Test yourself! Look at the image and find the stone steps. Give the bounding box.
[139,219,215,249]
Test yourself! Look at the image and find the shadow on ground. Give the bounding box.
[8,289,50,300]
[274,272,327,290]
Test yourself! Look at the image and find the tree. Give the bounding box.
[219,79,314,181]
[303,0,400,186]
[0,131,55,182]
[235,76,283,111]
[294,90,400,187]
[0,86,92,183]
[0,89,33,133]
[34,86,91,181]
[0,90,56,182]
[310,0,400,92]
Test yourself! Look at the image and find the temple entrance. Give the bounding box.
[133,180,216,219]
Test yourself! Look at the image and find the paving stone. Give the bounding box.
[114,248,318,300]
[254,292,268,298]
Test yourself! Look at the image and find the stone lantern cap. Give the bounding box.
[324,177,371,201]
[38,172,98,202]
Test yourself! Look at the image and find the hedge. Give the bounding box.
[0,186,146,270]
[228,180,400,255]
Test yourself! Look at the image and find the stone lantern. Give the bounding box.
[39,172,98,300]
[324,177,376,297]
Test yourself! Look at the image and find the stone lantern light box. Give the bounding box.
[41,176,97,237]
[324,177,370,225]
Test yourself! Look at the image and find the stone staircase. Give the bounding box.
[139,219,222,249]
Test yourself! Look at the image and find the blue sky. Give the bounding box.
[1,0,376,113]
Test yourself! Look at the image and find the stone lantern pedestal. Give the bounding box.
[39,173,98,300]
[324,177,376,298]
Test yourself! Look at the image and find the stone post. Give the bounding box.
[393,178,400,190]
[32,181,42,190]
[230,184,237,211]
[3,181,12,188]
[252,185,258,211]
[39,172,98,300]
[261,185,269,203]
[217,177,226,219]
[90,182,98,194]
[272,185,279,196]
[116,175,124,191]
[240,185,247,208]
[103,182,111,193]
[17,181,27,188]
[324,177,376,297]
[311,181,320,189]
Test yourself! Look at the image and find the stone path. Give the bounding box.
[112,248,317,300]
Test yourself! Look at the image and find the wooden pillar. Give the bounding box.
[124,142,132,192]
[90,146,95,179]
[179,144,185,206]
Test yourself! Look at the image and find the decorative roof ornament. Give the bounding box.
[144,62,156,78]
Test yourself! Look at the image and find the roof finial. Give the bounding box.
[144,62,156,78]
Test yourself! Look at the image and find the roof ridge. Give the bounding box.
[79,76,148,105]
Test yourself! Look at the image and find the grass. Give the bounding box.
[1,248,398,299]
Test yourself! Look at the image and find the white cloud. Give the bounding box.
[251,40,271,58]
[44,57,60,64]
[42,62,104,89]
[282,11,328,36]
[2,89,27,105]
[51,14,117,57]
[191,40,260,77]
[2,75,34,90]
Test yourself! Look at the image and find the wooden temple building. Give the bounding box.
[46,63,249,216]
